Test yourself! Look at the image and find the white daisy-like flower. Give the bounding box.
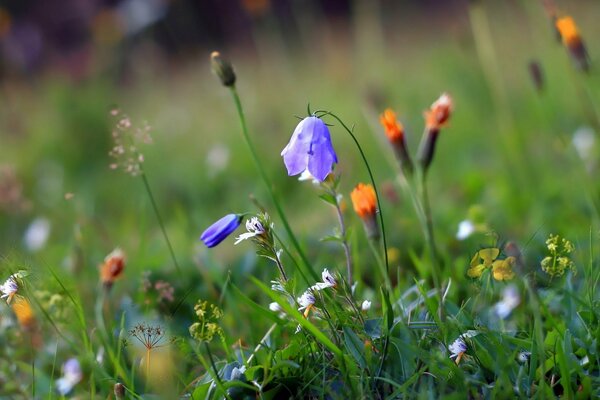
[493,284,520,319]
[311,268,337,291]
[361,300,372,311]
[456,219,475,240]
[55,358,83,395]
[234,217,265,245]
[0,275,19,304]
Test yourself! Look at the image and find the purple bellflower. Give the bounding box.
[281,116,338,182]
[200,214,243,248]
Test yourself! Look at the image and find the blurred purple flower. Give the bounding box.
[281,116,337,182]
[200,214,243,248]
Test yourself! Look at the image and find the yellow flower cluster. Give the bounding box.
[189,300,224,342]
[541,234,575,278]
[467,248,515,281]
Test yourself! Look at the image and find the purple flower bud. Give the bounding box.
[281,116,338,182]
[200,214,243,248]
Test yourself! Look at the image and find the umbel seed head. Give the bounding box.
[210,51,236,87]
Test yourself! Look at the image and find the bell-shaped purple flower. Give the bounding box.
[200,214,243,248]
[281,116,338,182]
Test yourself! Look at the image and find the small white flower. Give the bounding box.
[361,300,372,311]
[297,291,315,311]
[517,351,531,363]
[294,324,302,334]
[448,337,467,360]
[270,280,285,293]
[448,330,479,363]
[0,275,18,304]
[55,358,83,395]
[456,220,475,240]
[493,284,521,319]
[269,302,282,313]
[23,217,51,252]
[572,126,595,161]
[310,268,337,291]
[234,217,265,245]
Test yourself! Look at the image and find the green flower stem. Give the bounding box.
[140,171,182,276]
[329,185,353,285]
[317,111,391,292]
[368,239,393,293]
[416,167,444,320]
[229,86,318,283]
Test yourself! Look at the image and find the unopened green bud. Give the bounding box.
[210,51,236,87]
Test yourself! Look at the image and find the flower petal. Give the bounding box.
[200,214,242,248]
[307,119,337,181]
[281,117,314,177]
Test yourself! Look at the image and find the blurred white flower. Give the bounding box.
[297,291,315,311]
[493,284,521,319]
[517,351,531,363]
[55,358,82,395]
[361,300,372,311]
[456,219,475,240]
[205,143,230,177]
[23,217,50,251]
[269,302,282,313]
[0,275,18,304]
[572,126,595,161]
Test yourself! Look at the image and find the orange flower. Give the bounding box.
[100,248,126,288]
[351,183,377,219]
[424,93,453,130]
[12,296,35,329]
[556,16,581,46]
[379,109,404,143]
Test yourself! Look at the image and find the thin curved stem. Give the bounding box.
[228,87,318,283]
[140,171,182,276]
[318,111,391,290]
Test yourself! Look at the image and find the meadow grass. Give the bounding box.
[0,1,600,398]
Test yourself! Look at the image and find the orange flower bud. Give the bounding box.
[379,109,404,143]
[380,109,414,176]
[351,183,380,240]
[424,93,453,130]
[555,16,589,71]
[351,183,377,219]
[100,248,126,288]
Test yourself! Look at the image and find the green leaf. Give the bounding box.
[343,326,367,368]
[319,193,338,206]
[364,318,382,339]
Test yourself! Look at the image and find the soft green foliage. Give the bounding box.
[1,1,600,399]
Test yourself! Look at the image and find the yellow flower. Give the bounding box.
[467,248,514,281]
[492,257,516,281]
[467,248,499,278]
